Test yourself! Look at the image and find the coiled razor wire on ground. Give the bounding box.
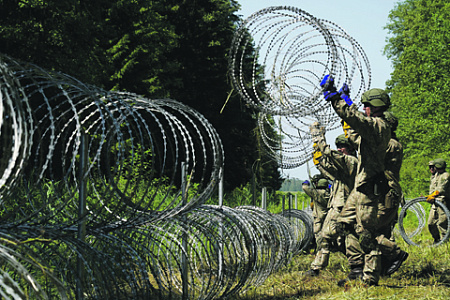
[280,208,314,253]
[397,197,450,247]
[229,6,371,168]
[393,198,426,240]
[0,52,315,299]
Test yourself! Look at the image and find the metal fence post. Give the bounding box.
[181,162,188,300]
[295,194,298,209]
[218,168,224,280]
[261,187,267,210]
[76,132,88,300]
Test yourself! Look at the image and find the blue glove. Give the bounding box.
[302,180,310,185]
[339,83,353,106]
[320,75,336,92]
[339,83,350,96]
[323,90,339,101]
[320,75,339,101]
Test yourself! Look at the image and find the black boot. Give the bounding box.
[337,265,363,287]
[385,250,409,275]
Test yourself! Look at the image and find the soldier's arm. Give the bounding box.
[331,98,386,143]
[316,140,352,179]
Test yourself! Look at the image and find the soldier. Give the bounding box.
[426,158,450,243]
[302,175,330,252]
[377,111,408,275]
[304,132,358,277]
[319,76,391,286]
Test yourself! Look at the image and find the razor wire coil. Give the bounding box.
[229,6,371,168]
[398,197,450,247]
[0,51,314,299]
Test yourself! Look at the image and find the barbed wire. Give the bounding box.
[0,51,316,299]
[229,6,371,168]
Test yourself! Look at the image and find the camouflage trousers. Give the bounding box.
[376,201,402,261]
[337,188,383,284]
[310,205,362,271]
[428,203,449,242]
[313,211,328,251]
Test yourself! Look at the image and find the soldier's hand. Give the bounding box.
[313,150,322,165]
[320,74,335,91]
[341,120,351,138]
[339,83,353,106]
[426,190,439,203]
[320,75,339,101]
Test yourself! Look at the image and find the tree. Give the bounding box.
[384,0,450,196]
[0,0,284,192]
[129,0,283,191]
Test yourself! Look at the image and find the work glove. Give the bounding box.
[339,83,353,106]
[426,190,439,203]
[310,121,325,144]
[313,150,322,165]
[320,75,339,101]
[302,180,310,185]
[341,120,351,138]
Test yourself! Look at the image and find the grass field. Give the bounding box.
[232,221,450,299]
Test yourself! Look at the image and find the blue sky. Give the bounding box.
[237,0,399,180]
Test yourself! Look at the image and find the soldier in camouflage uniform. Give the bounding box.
[319,76,391,286]
[339,111,408,279]
[304,132,358,277]
[377,111,408,275]
[426,158,450,243]
[302,176,330,251]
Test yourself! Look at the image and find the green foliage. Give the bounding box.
[384,0,450,197]
[280,178,307,192]
[0,0,282,192]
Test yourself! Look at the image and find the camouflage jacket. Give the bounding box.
[302,184,330,221]
[429,174,436,194]
[346,125,403,206]
[429,171,450,203]
[331,100,391,189]
[315,138,358,209]
[384,136,403,195]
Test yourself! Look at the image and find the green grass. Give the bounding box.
[231,230,450,299]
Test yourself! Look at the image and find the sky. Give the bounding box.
[237,0,399,180]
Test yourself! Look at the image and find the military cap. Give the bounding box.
[316,178,329,188]
[335,134,351,147]
[361,88,390,107]
[434,158,446,169]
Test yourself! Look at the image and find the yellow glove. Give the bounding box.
[342,121,351,138]
[310,201,314,209]
[426,190,439,203]
[313,150,322,165]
